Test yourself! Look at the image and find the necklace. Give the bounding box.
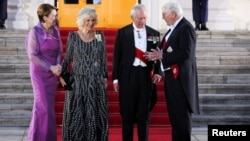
[81,31,94,41]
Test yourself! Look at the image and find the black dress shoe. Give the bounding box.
[0,25,6,29]
[195,22,200,30]
[0,20,6,30]
[200,23,209,31]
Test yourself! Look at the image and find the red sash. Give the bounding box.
[135,47,146,64]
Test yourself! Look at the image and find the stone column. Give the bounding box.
[6,0,29,30]
[21,0,55,29]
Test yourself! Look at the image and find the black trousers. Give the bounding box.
[164,70,192,141]
[192,0,208,23]
[0,0,7,20]
[119,66,152,141]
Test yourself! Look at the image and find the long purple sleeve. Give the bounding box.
[25,23,62,72]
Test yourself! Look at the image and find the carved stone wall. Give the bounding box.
[6,0,28,30]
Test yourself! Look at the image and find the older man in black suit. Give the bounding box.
[0,0,7,29]
[112,4,161,141]
[145,1,200,141]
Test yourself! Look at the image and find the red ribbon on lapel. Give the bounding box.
[170,64,179,79]
[135,47,146,64]
[162,39,167,50]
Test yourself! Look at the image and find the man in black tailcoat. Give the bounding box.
[112,4,161,141]
[145,1,200,141]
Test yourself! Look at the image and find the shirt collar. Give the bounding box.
[169,16,183,31]
[133,23,145,32]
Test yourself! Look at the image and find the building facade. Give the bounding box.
[5,0,250,31]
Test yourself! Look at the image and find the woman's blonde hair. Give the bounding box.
[76,6,98,30]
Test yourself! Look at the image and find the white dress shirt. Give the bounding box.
[161,16,183,71]
[133,23,147,67]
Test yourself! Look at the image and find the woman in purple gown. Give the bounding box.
[25,3,62,141]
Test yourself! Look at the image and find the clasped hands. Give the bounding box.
[144,47,163,61]
[50,64,62,76]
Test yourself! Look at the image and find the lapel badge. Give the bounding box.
[147,36,153,41]
[166,46,173,53]
[153,36,159,44]
[95,33,102,42]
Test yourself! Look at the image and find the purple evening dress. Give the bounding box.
[25,23,62,141]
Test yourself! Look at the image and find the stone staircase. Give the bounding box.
[0,30,32,126]
[193,31,250,126]
[0,29,250,127]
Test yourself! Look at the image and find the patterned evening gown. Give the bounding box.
[62,31,108,141]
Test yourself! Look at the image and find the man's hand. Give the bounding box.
[113,82,119,92]
[152,74,162,84]
[144,47,163,61]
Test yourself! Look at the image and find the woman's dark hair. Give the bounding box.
[37,3,57,23]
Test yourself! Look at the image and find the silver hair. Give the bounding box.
[162,1,183,16]
[130,4,146,17]
[76,6,98,30]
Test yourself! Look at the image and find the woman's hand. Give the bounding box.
[50,64,62,76]
[59,77,66,87]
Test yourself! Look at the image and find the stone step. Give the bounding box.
[197,65,250,74]
[0,38,26,48]
[0,30,28,38]
[0,47,26,55]
[0,83,33,93]
[192,115,250,127]
[197,52,250,57]
[196,31,250,39]
[197,56,250,65]
[198,84,250,94]
[196,47,250,56]
[0,115,30,127]
[200,104,250,115]
[0,93,33,104]
[0,55,29,64]
[198,74,250,84]
[199,94,250,104]
[197,39,250,48]
[0,64,29,73]
[0,103,32,126]
[196,46,250,50]
[0,104,32,117]
[0,73,30,83]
